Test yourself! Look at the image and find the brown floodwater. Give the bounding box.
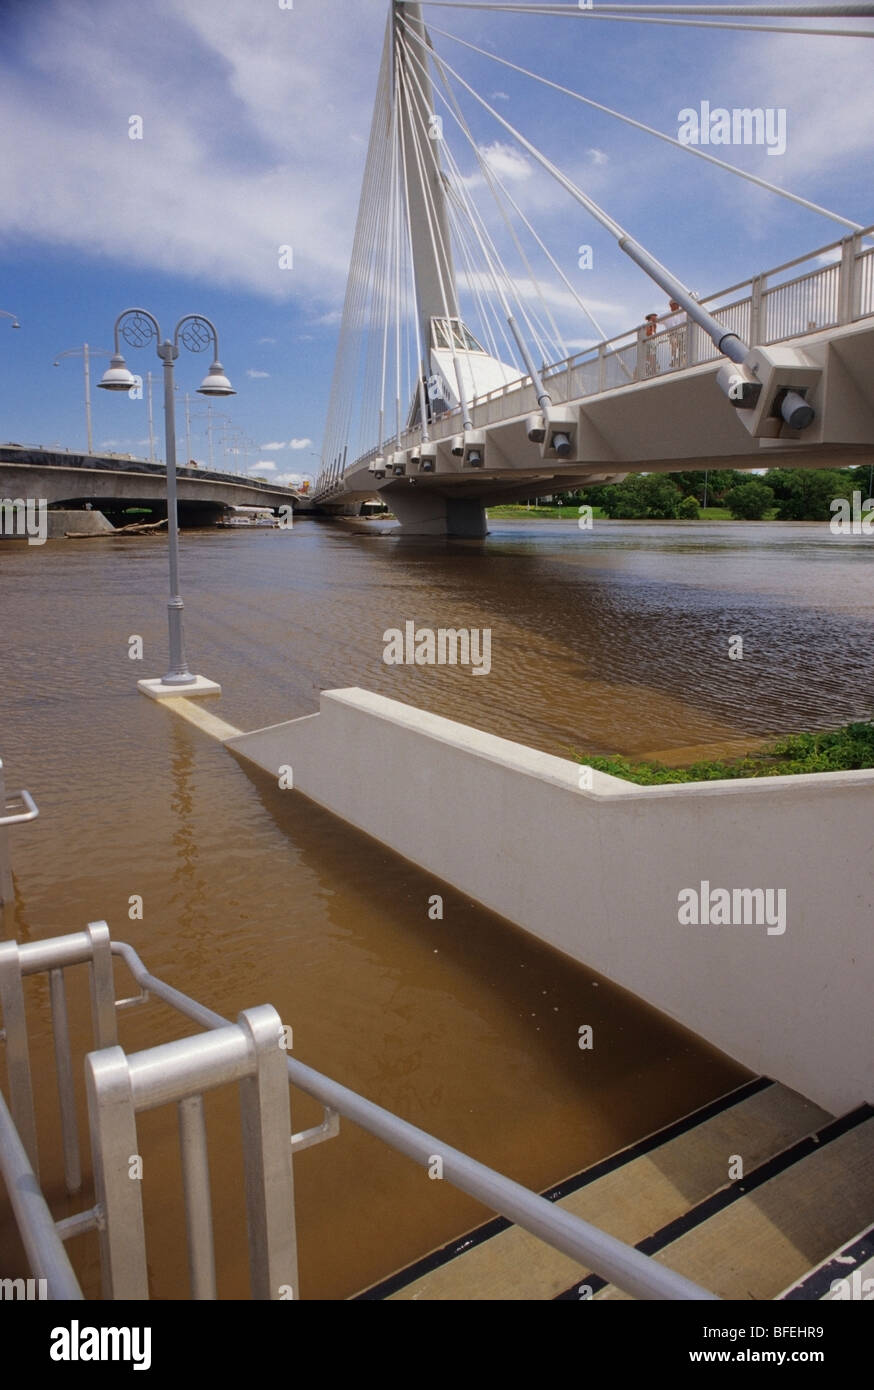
[1,516,872,1299]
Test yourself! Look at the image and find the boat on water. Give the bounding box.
[217,506,280,528]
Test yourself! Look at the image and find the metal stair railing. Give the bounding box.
[0,754,39,916]
[1,923,720,1301]
[87,1004,298,1300]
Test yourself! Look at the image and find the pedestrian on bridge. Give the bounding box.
[644,313,661,376]
[664,300,687,369]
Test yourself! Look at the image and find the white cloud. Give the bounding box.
[246,368,270,379]
[491,91,510,103]
[289,437,313,450]
[0,0,389,305]
[257,336,277,344]
[478,141,533,183]
[260,440,287,450]
[587,149,608,166]
[252,460,276,471]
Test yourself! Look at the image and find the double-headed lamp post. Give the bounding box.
[98,308,235,699]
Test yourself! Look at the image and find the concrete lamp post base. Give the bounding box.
[138,675,222,700]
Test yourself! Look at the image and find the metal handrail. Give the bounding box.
[1,925,718,1300]
[107,938,718,1301]
[0,756,38,914]
[0,788,39,828]
[0,1089,83,1299]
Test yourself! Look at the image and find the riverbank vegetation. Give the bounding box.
[574,723,874,785]
[486,464,874,523]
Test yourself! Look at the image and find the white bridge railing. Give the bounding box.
[326,225,874,494]
[0,924,718,1301]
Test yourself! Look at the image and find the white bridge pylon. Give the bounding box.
[315,1,874,536]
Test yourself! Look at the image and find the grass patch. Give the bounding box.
[485,504,781,522]
[486,504,607,520]
[575,723,874,785]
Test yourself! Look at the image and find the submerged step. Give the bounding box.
[594,1110,874,1301]
[358,1079,830,1301]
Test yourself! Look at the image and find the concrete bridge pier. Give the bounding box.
[388,488,487,538]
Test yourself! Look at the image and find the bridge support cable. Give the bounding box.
[391,81,404,447]
[428,60,570,364]
[411,34,613,351]
[398,53,481,433]
[374,68,403,463]
[425,24,865,235]
[401,22,761,366]
[420,3,874,40]
[401,33,568,373]
[403,51,554,406]
[422,2,874,13]
[318,17,403,490]
[397,104,434,444]
[355,94,401,475]
[441,180,520,368]
[401,32,571,401]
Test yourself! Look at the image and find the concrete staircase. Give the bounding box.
[356,1078,874,1301]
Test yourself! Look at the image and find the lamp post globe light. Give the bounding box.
[98,308,235,700]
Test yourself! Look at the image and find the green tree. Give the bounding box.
[724,480,774,520]
[705,470,745,502]
[772,470,850,521]
[677,495,700,519]
[600,474,682,519]
[670,471,707,499]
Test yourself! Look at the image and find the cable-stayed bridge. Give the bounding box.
[314,1,874,535]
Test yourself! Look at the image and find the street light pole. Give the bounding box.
[53,344,112,455]
[158,341,189,682]
[207,402,215,469]
[98,307,235,700]
[84,344,92,453]
[146,371,156,462]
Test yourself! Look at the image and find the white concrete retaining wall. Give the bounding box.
[226,689,874,1115]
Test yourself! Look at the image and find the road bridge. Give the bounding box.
[0,445,299,527]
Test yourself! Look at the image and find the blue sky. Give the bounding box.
[0,0,871,481]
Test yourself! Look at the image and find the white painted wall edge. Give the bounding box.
[226,689,874,1115]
